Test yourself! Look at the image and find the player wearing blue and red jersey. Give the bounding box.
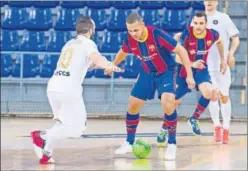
[157,12,227,146]
[104,12,195,160]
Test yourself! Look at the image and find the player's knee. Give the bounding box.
[220,96,229,104]
[211,89,219,101]
[202,89,212,99]
[128,100,142,114]
[162,102,175,115]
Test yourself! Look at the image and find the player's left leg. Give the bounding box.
[219,67,232,144]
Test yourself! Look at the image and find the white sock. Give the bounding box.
[208,101,221,127]
[41,121,84,154]
[221,99,231,130]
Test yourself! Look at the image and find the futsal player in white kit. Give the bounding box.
[173,1,240,144]
[30,16,123,164]
[204,1,240,144]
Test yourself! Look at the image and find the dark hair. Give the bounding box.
[194,12,208,22]
[126,11,143,24]
[76,15,94,35]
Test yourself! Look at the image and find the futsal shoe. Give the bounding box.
[187,117,201,136]
[164,143,177,160]
[214,126,222,142]
[31,130,55,164]
[115,141,132,155]
[157,129,168,147]
[222,129,229,144]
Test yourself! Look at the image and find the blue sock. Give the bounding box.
[126,112,140,145]
[192,96,210,120]
[164,110,177,144]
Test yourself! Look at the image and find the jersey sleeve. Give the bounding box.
[85,39,100,57]
[224,15,239,38]
[156,29,178,52]
[121,36,132,53]
[210,29,220,43]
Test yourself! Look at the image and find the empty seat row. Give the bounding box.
[2,7,187,31]
[1,54,142,78]
[1,1,204,9]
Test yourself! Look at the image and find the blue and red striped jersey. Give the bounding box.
[122,26,178,74]
[179,26,220,77]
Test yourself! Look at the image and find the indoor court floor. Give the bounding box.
[1,118,247,170]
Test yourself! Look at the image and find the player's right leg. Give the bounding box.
[115,71,153,155]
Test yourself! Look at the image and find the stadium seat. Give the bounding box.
[0,1,7,7]
[123,55,141,78]
[92,31,102,49]
[2,7,28,30]
[139,1,165,9]
[47,30,72,52]
[85,69,95,78]
[12,54,40,78]
[113,1,138,9]
[165,1,191,9]
[191,1,205,10]
[61,1,86,8]
[162,9,187,31]
[86,9,107,31]
[8,1,32,7]
[25,8,53,31]
[33,1,59,8]
[87,1,112,9]
[54,8,80,31]
[107,9,131,31]
[40,55,59,78]
[1,30,19,51]
[100,32,124,53]
[1,54,12,77]
[19,31,46,51]
[188,9,205,26]
[95,55,111,78]
[138,9,161,28]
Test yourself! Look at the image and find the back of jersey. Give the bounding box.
[47,35,98,96]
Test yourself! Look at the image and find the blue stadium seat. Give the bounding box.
[47,30,72,52]
[1,54,12,77]
[165,1,191,9]
[100,32,124,53]
[54,8,80,31]
[87,1,112,9]
[123,55,141,78]
[0,1,7,7]
[33,1,59,8]
[85,69,95,78]
[139,1,165,9]
[107,9,131,31]
[61,1,86,8]
[1,30,19,51]
[12,54,40,78]
[8,1,32,7]
[113,1,138,9]
[19,31,46,51]
[138,9,161,28]
[26,8,53,31]
[162,10,187,31]
[92,31,102,49]
[95,55,112,78]
[40,55,58,78]
[191,1,205,10]
[2,7,28,30]
[86,9,107,31]
[188,9,205,26]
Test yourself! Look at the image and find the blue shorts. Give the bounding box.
[175,69,211,100]
[131,69,177,101]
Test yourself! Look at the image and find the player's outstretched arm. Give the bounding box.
[89,52,123,72]
[216,39,227,74]
[173,43,195,89]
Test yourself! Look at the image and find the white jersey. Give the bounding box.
[206,11,239,71]
[47,35,99,95]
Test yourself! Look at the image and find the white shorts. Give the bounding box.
[47,91,87,131]
[209,67,231,97]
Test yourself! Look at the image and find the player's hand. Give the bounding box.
[192,60,205,69]
[186,77,195,89]
[227,51,235,68]
[173,32,182,41]
[107,63,124,73]
[220,60,227,74]
[104,68,113,76]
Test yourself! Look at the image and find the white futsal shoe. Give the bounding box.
[165,144,177,160]
[115,141,132,155]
